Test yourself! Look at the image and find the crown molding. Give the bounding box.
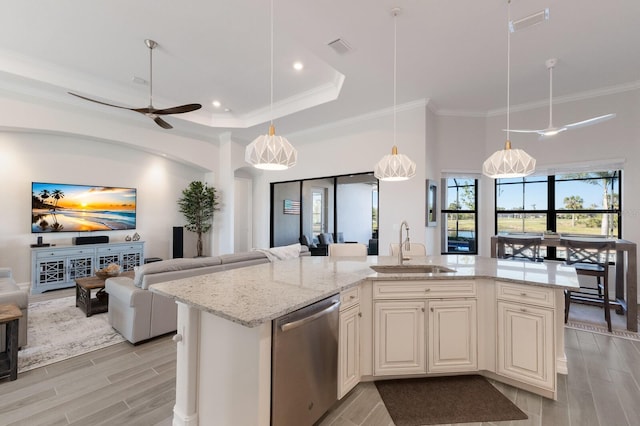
[485,80,640,117]
[287,98,430,139]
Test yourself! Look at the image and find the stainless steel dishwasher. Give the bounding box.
[271,294,340,426]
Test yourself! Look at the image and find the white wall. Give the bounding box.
[481,89,640,255]
[433,89,639,259]
[0,131,207,285]
[2,84,638,302]
[248,105,429,254]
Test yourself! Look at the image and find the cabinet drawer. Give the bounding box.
[340,286,360,311]
[496,281,555,308]
[374,280,476,300]
[36,248,93,258]
[97,246,123,254]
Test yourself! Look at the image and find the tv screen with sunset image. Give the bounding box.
[32,182,137,233]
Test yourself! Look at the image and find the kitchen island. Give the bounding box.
[151,255,579,426]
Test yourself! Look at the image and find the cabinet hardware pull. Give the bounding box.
[421,307,425,312]
[358,312,362,317]
[350,295,355,300]
[430,307,434,312]
[520,308,527,313]
[172,334,183,343]
[424,288,431,292]
[520,293,527,296]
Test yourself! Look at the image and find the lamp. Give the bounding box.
[245,0,297,170]
[482,0,535,179]
[374,8,416,182]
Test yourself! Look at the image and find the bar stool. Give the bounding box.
[562,238,616,332]
[497,236,543,262]
[328,243,368,257]
[0,303,22,381]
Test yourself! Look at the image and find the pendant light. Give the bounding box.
[245,0,297,170]
[482,0,535,179]
[374,8,416,182]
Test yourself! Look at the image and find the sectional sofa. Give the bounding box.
[0,267,28,348]
[105,244,309,343]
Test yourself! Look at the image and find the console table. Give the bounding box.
[491,236,637,332]
[31,241,144,294]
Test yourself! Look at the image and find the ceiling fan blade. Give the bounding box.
[503,128,543,134]
[154,116,173,129]
[153,104,202,115]
[68,92,135,111]
[538,127,568,140]
[564,113,616,130]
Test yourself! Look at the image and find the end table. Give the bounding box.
[0,303,22,381]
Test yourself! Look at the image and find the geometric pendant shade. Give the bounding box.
[245,124,297,170]
[482,0,535,179]
[482,140,536,178]
[374,145,416,181]
[374,8,416,182]
[246,0,297,171]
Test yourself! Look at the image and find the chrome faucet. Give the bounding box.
[399,220,411,264]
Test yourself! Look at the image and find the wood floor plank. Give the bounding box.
[101,387,175,426]
[67,401,130,426]
[541,397,570,426]
[359,402,393,426]
[567,386,600,426]
[564,347,591,392]
[4,300,640,425]
[608,369,640,424]
[514,389,543,417]
[588,376,630,426]
[339,382,381,425]
[0,387,57,415]
[64,369,174,422]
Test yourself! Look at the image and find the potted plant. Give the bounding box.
[177,181,220,257]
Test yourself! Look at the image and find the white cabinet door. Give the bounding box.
[497,300,555,390]
[338,305,360,399]
[428,299,477,372]
[374,300,426,376]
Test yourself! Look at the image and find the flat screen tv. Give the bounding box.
[32,182,137,233]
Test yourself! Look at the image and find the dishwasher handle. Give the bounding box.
[280,300,340,332]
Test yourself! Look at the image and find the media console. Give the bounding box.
[30,241,144,294]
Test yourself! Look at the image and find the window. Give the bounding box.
[495,170,622,259]
[441,177,478,254]
[271,172,379,252]
[495,175,548,234]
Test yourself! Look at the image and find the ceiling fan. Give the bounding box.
[508,58,616,138]
[69,39,201,129]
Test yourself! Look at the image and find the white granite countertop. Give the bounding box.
[150,255,578,327]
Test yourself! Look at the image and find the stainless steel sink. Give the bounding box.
[369,264,456,274]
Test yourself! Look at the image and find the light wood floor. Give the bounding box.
[1,296,639,425]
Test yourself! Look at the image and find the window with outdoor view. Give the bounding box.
[441,177,478,254]
[495,170,621,258]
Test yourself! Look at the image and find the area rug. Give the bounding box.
[565,303,640,341]
[18,296,125,372]
[374,375,527,426]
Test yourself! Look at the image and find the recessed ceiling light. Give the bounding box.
[293,62,304,71]
[212,100,222,108]
[224,108,231,112]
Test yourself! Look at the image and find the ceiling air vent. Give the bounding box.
[328,38,352,54]
[510,8,549,33]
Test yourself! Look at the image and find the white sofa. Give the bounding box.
[105,244,309,344]
[0,267,28,348]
